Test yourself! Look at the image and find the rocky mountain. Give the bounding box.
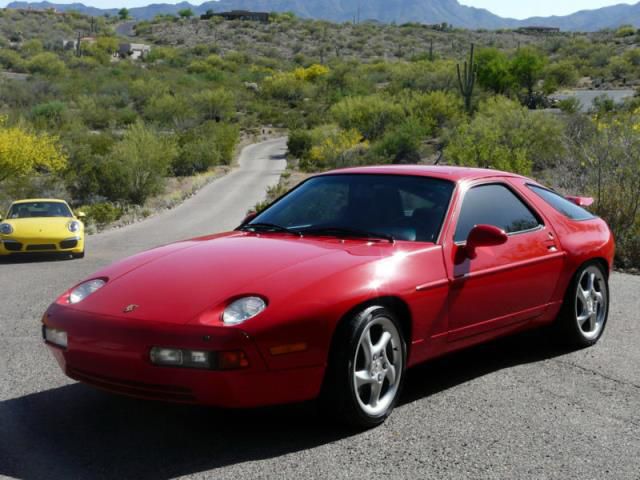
[6,0,640,31]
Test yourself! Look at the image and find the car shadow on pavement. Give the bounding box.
[0,253,74,264]
[0,328,569,480]
[401,327,568,405]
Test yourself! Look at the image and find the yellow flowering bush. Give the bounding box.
[305,127,367,170]
[294,64,330,82]
[0,117,67,182]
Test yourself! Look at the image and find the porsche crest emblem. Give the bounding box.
[123,304,139,313]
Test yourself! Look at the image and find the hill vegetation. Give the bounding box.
[0,10,638,268]
[9,0,640,31]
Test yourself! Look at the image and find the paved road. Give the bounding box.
[550,89,636,112]
[1,137,639,479]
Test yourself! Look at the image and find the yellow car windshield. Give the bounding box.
[8,202,73,219]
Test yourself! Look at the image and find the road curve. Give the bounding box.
[0,135,639,479]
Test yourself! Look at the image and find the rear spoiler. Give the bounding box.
[565,195,594,207]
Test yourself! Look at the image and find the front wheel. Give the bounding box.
[556,262,609,348]
[322,306,406,429]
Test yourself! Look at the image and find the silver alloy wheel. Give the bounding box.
[575,266,608,341]
[353,316,403,417]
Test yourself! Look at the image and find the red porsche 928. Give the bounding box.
[43,166,613,428]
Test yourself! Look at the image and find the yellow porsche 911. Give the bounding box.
[0,199,85,258]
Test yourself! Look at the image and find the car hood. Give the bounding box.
[69,232,393,325]
[3,217,77,237]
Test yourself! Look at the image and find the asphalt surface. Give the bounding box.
[1,137,639,479]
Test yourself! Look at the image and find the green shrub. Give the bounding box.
[510,47,546,104]
[544,61,579,91]
[557,97,582,114]
[103,121,178,204]
[0,48,26,71]
[144,93,196,128]
[302,125,367,171]
[401,90,464,132]
[26,53,66,76]
[81,202,124,227]
[476,48,514,94]
[563,113,640,268]
[192,88,235,122]
[262,72,311,104]
[445,96,565,174]
[372,119,426,164]
[287,130,313,159]
[31,101,67,126]
[172,121,239,176]
[615,25,636,38]
[330,94,405,140]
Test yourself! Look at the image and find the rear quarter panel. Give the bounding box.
[512,178,615,304]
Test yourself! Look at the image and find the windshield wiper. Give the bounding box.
[240,222,302,236]
[301,226,395,243]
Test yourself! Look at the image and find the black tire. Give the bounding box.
[556,261,609,349]
[72,250,85,259]
[321,305,407,429]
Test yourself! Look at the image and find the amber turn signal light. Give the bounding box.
[269,342,308,356]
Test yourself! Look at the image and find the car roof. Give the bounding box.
[10,199,69,205]
[318,165,525,183]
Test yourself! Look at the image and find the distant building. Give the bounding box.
[517,26,561,34]
[201,10,270,23]
[119,43,151,60]
[61,39,78,50]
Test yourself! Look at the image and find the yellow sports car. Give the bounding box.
[0,199,85,258]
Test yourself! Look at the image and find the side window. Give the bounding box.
[455,184,541,242]
[527,185,595,221]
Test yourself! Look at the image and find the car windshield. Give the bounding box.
[7,202,73,219]
[249,174,455,242]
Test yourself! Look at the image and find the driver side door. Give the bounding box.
[443,180,565,342]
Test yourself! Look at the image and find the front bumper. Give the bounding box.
[43,305,324,408]
[0,235,84,255]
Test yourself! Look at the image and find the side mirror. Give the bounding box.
[464,224,508,259]
[76,212,86,219]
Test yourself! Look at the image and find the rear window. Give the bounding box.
[528,185,595,221]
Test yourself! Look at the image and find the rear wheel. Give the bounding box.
[557,262,609,348]
[322,305,406,429]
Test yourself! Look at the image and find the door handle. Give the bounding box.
[544,232,558,251]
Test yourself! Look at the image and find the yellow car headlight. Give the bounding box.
[67,221,81,233]
[0,223,13,235]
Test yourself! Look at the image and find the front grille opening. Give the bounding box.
[26,244,57,251]
[3,241,22,252]
[60,239,78,249]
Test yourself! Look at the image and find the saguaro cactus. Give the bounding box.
[457,43,477,113]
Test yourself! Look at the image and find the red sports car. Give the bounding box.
[43,166,614,427]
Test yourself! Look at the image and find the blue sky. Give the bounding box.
[459,0,637,19]
[0,0,638,19]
